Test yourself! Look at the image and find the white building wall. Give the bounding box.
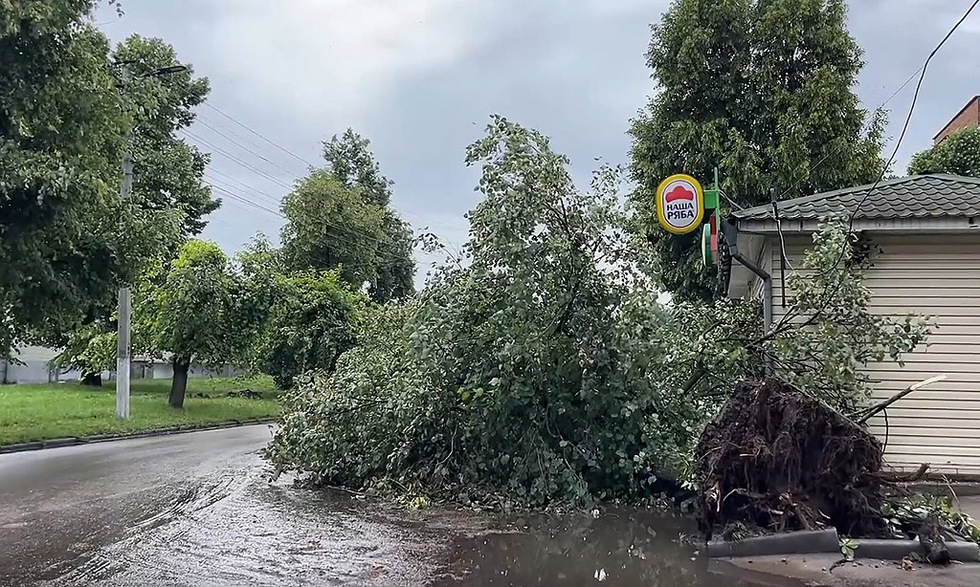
[765,232,980,476]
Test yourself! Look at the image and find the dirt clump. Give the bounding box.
[695,379,889,541]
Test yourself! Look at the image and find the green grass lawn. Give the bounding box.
[0,376,279,446]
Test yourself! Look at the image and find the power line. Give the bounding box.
[181,128,296,191]
[199,103,429,226]
[194,116,305,178]
[846,0,979,248]
[206,169,284,209]
[202,102,318,168]
[765,0,979,339]
[193,104,450,249]
[207,182,285,218]
[773,62,932,203]
[204,180,401,248]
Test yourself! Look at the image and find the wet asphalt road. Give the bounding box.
[0,426,278,585]
[0,426,790,587]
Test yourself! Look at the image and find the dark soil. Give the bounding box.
[694,379,890,540]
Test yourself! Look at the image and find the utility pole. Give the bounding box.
[116,146,134,419]
[114,61,186,419]
[116,63,134,420]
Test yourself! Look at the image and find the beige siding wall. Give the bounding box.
[765,233,980,476]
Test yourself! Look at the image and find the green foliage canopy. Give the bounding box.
[629,0,885,301]
[260,271,362,390]
[114,34,218,237]
[280,129,415,302]
[909,127,980,178]
[268,118,731,507]
[269,118,928,508]
[0,1,183,358]
[135,240,269,406]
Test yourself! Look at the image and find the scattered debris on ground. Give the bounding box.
[190,388,264,400]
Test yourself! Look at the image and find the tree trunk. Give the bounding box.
[80,371,102,387]
[169,358,190,409]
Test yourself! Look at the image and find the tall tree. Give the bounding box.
[909,127,980,178]
[280,170,385,290]
[42,33,216,377]
[0,0,182,358]
[113,35,218,237]
[322,130,416,301]
[629,0,884,301]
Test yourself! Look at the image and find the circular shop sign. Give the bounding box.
[656,174,704,235]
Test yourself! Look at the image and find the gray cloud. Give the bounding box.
[97,0,980,286]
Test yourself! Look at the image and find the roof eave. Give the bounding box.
[736,216,980,234]
[933,96,980,140]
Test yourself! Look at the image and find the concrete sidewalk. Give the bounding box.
[722,554,980,587]
[957,495,980,522]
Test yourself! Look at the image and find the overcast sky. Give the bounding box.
[95,0,980,287]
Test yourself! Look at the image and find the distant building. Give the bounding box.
[129,356,243,381]
[934,95,980,145]
[1,347,242,384]
[0,346,84,384]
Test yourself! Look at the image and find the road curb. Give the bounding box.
[706,529,840,558]
[0,418,277,455]
[853,538,980,562]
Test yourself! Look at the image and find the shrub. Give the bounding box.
[262,271,363,389]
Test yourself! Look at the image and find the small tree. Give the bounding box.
[138,240,258,408]
[909,127,980,178]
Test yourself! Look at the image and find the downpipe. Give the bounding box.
[723,219,773,350]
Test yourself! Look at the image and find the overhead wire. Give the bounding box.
[196,105,429,228]
[208,183,284,219]
[206,168,284,209]
[202,102,318,168]
[194,117,307,178]
[191,104,454,251]
[180,128,296,191]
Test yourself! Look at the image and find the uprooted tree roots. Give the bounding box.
[695,379,890,540]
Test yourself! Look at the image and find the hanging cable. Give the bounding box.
[180,129,296,191]
[194,117,306,177]
[762,0,979,340]
[202,103,318,168]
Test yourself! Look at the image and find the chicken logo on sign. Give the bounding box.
[656,174,705,234]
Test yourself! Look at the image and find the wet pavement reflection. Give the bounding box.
[1,427,798,587]
[45,476,792,586]
[432,508,793,586]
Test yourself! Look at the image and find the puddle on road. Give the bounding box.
[45,469,798,587]
[431,508,792,586]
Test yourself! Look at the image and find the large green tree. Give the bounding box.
[0,1,182,358]
[42,33,217,379]
[113,35,218,237]
[281,131,416,302]
[629,0,885,301]
[908,127,980,178]
[322,129,416,301]
[280,170,385,290]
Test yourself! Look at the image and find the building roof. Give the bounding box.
[733,174,980,222]
[934,95,980,141]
